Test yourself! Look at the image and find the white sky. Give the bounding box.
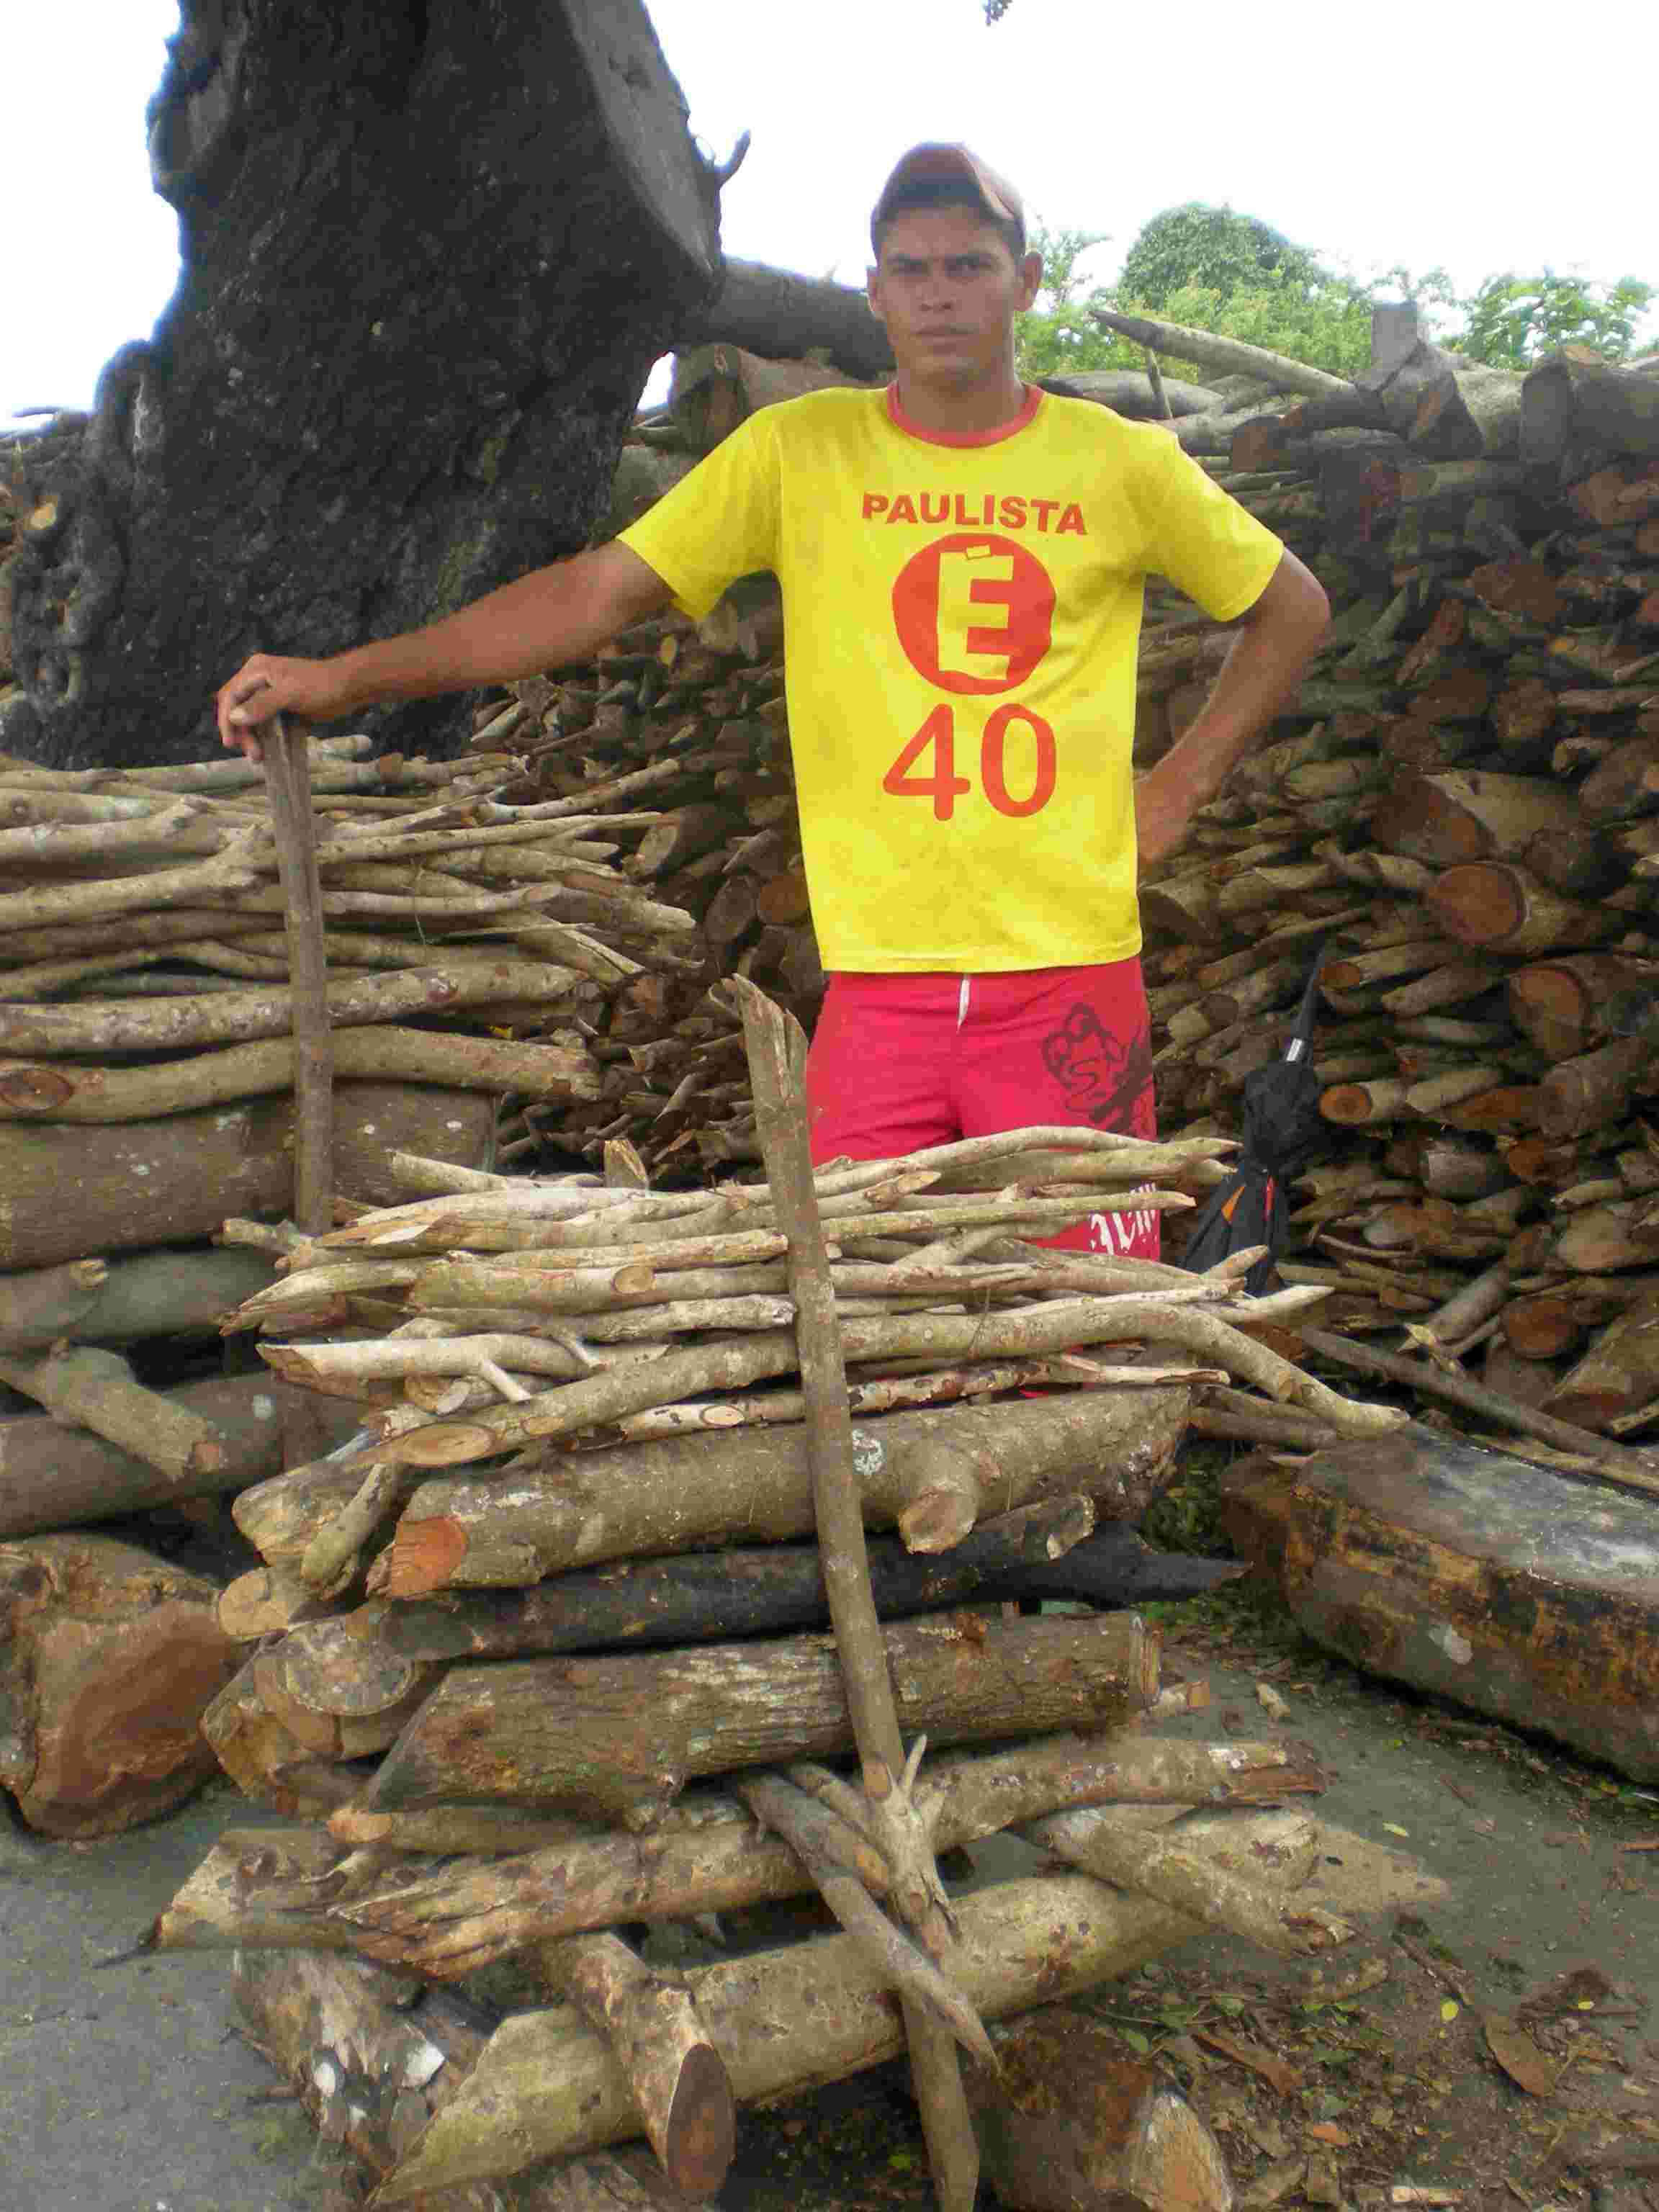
[7,0,1654,432]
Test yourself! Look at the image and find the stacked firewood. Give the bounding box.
[0,734,710,1836]
[559,326,1659,1440]
[139,1111,1417,2206]
[0,733,726,1272]
[1115,317,1659,1441]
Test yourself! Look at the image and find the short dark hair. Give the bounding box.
[871,174,1025,264]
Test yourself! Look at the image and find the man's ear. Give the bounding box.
[866,261,888,325]
[1017,250,1043,313]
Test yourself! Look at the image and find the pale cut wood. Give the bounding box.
[0,1027,601,1120]
[261,713,334,1233]
[1089,310,1349,397]
[0,1345,227,1485]
[1024,1802,1353,1955]
[372,1294,1397,1473]
[0,956,583,1058]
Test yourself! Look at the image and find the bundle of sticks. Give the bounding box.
[0,734,710,1268]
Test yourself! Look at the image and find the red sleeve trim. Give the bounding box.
[886,381,1043,448]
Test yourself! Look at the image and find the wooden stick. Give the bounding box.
[0,1345,228,1485]
[729,975,982,2212]
[258,714,334,1233]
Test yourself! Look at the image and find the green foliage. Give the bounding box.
[1015,200,1655,387]
[1120,203,1332,310]
[1013,222,1122,377]
[1446,271,1656,367]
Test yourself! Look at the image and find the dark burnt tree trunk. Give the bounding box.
[1,0,720,768]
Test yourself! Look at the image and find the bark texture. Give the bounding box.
[1,0,719,768]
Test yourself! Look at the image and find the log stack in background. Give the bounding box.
[490,315,1659,1439]
[1116,313,1659,1439]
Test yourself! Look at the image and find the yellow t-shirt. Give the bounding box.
[619,385,1283,972]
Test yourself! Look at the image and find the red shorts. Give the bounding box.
[804,961,1161,1259]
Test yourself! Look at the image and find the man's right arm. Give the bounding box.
[215,540,673,759]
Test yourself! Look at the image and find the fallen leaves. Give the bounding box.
[1480,2012,1560,2099]
[1193,2025,1304,2095]
[1256,1681,1290,1722]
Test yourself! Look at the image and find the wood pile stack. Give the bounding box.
[145,1040,1413,2203]
[1115,311,1659,1443]
[0,729,706,1835]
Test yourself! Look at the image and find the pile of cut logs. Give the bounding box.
[143,974,1411,2204]
[0,729,706,1838]
[1107,310,1659,1443]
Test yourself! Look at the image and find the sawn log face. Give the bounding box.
[1222,1426,1659,1781]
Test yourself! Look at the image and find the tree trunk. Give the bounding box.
[1506,956,1649,1058]
[0,1344,228,1484]
[0,1082,495,1268]
[1,0,719,769]
[1372,772,1583,867]
[351,1501,1101,1663]
[152,1735,1331,1966]
[1425,863,1623,956]
[969,2017,1232,2212]
[679,258,895,381]
[233,1948,703,2206]
[1521,348,1659,470]
[1222,1428,1659,1781]
[536,1933,734,2199]
[360,1612,1159,1827]
[1542,1290,1659,1433]
[361,1392,1191,1599]
[0,1532,238,1836]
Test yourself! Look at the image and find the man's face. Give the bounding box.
[867,207,1043,389]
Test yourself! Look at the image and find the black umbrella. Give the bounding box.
[1179,945,1328,1294]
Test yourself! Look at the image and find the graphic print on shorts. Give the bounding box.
[1039,1000,1156,1136]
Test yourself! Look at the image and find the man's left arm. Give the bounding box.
[1133,549,1330,871]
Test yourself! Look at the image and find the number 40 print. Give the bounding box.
[881,703,1057,822]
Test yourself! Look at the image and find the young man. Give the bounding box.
[217,144,1330,1254]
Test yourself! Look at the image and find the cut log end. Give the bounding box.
[664,2041,737,2198]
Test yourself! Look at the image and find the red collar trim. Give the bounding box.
[885,381,1042,448]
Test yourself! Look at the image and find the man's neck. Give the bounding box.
[890,366,1030,439]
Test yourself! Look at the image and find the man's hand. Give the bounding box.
[217,655,357,762]
[212,542,674,763]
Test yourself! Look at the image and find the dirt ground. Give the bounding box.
[0,1537,1655,2211]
